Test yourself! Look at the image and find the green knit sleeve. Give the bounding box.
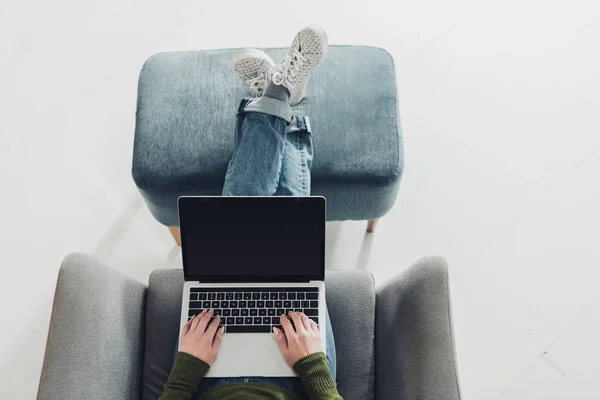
[293,352,343,400]
[158,352,211,400]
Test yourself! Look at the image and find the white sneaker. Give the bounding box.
[233,49,277,98]
[272,25,329,105]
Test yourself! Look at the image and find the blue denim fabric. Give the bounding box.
[174,98,335,399]
[222,98,313,197]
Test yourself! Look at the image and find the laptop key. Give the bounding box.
[306,293,318,300]
[226,293,233,300]
[261,293,269,300]
[257,301,265,308]
[292,301,300,308]
[253,293,260,300]
[221,301,229,308]
[310,301,318,308]
[189,301,202,309]
[222,309,231,316]
[284,301,291,308]
[294,308,302,312]
[213,309,222,316]
[202,301,211,309]
[217,293,225,300]
[301,301,310,308]
[309,317,319,325]
[239,301,247,308]
[232,309,240,316]
[190,293,198,301]
[297,293,305,300]
[262,317,271,325]
[241,309,249,316]
[208,293,216,300]
[250,309,258,316]
[266,301,273,308]
[235,293,243,300]
[285,309,293,315]
[188,309,200,317]
[259,309,266,316]
[268,309,275,316]
[270,293,278,300]
[303,309,318,316]
[272,316,280,324]
[244,293,252,300]
[227,325,270,333]
[244,317,253,324]
[226,317,235,325]
[212,301,220,308]
[275,301,282,308]
[288,293,296,300]
[253,317,262,324]
[248,301,256,308]
[235,317,244,325]
[230,301,238,308]
[279,293,287,300]
[276,309,285,316]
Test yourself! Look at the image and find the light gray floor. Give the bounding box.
[2,0,600,398]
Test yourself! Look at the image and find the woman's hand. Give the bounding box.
[179,309,224,365]
[273,311,322,367]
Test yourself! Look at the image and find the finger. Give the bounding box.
[212,326,225,349]
[195,309,213,333]
[182,315,195,335]
[299,312,312,331]
[289,312,306,333]
[280,314,295,336]
[309,319,319,332]
[190,311,206,332]
[204,315,221,338]
[273,327,290,356]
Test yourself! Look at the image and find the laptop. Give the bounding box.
[177,196,327,377]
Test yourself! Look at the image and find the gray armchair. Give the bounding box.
[37,253,461,399]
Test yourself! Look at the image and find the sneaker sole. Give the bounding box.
[232,48,276,70]
[290,25,329,105]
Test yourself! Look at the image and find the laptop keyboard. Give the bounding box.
[188,287,319,333]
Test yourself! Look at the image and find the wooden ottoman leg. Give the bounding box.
[367,218,380,233]
[168,226,182,247]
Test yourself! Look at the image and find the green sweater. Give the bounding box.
[159,352,342,400]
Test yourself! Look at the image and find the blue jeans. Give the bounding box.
[179,97,336,399]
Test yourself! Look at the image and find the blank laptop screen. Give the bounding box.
[178,197,325,282]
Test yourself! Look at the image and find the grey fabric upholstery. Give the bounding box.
[39,254,461,400]
[375,257,462,400]
[141,269,376,400]
[37,253,146,400]
[325,271,376,400]
[132,46,403,226]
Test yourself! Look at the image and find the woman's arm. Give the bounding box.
[159,310,224,400]
[274,312,343,399]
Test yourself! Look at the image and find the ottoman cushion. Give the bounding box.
[142,270,376,400]
[133,46,402,226]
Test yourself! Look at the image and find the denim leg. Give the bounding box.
[222,98,292,196]
[275,116,313,197]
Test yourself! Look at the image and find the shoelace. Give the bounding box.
[272,51,307,87]
[245,71,270,95]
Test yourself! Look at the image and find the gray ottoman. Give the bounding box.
[132,46,403,236]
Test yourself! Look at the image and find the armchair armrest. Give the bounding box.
[375,256,461,400]
[38,253,147,400]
